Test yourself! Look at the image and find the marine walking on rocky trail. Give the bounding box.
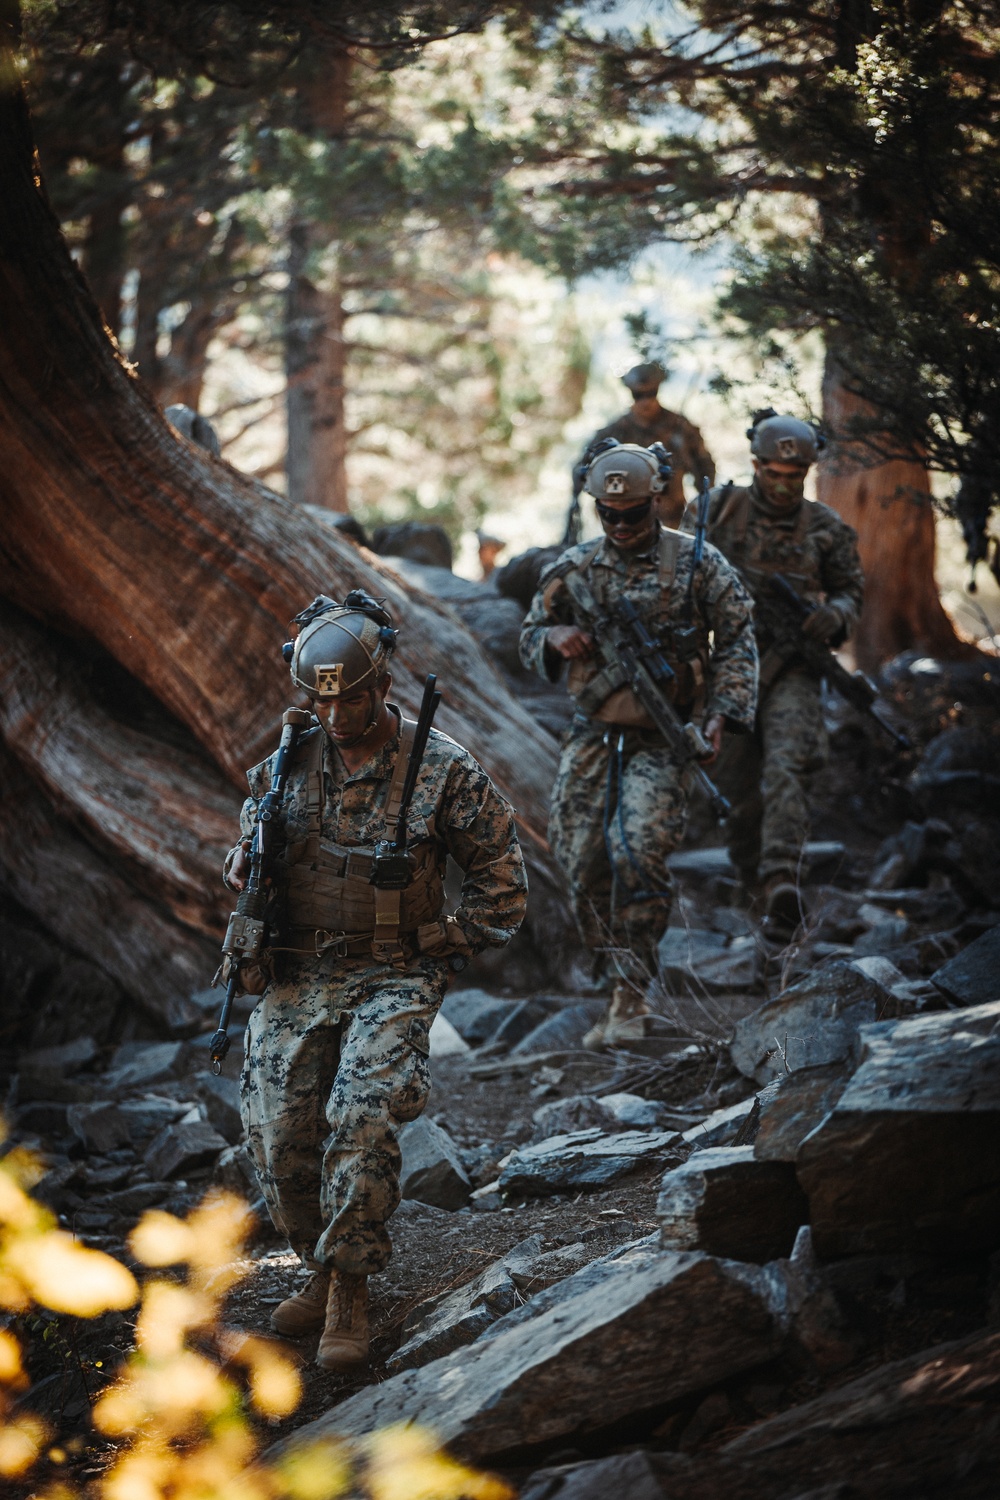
[224,590,526,1370]
[682,411,865,934]
[520,440,758,1047]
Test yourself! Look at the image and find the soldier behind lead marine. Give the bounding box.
[682,412,865,933]
[520,443,758,1047]
[224,592,526,1370]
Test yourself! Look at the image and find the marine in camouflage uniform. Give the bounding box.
[583,363,716,528]
[683,412,864,928]
[520,443,757,1032]
[224,591,525,1367]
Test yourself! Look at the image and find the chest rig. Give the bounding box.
[277,723,444,968]
[709,484,822,597]
[546,529,708,726]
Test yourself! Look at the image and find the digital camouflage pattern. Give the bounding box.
[714,668,826,882]
[588,407,716,525]
[241,953,443,1275]
[229,712,526,1274]
[520,527,758,984]
[685,483,865,881]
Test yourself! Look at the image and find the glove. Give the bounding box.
[801,603,843,642]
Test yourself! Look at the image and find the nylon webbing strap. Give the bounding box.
[373,717,418,970]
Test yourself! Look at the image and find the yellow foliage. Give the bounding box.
[0,1412,48,1477]
[0,1328,26,1387]
[362,1426,513,1500]
[5,1230,138,1317]
[272,1439,353,1500]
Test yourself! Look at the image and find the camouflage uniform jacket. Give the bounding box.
[685,481,864,657]
[228,711,526,958]
[519,527,758,734]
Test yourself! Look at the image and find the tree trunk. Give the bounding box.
[817,356,972,672]
[0,50,573,1025]
[286,226,349,511]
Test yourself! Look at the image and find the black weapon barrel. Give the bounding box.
[394,674,442,849]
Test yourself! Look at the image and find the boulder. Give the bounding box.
[597,1092,671,1129]
[797,1000,1000,1256]
[144,1120,229,1181]
[657,1147,808,1264]
[276,1249,786,1463]
[387,1236,544,1372]
[520,1452,666,1500]
[730,960,900,1084]
[18,1036,97,1075]
[481,998,557,1053]
[681,1098,757,1151]
[428,1013,470,1058]
[669,842,844,886]
[509,1003,606,1056]
[440,989,515,1048]
[103,1041,184,1091]
[118,1097,191,1140]
[930,924,1000,1008]
[751,1063,849,1162]
[103,1181,173,1218]
[67,1100,129,1153]
[500,1128,683,1197]
[530,1095,609,1144]
[213,1142,261,1199]
[193,1072,243,1144]
[658,928,759,993]
[399,1116,471,1210]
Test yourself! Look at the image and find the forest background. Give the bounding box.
[19,0,1000,653]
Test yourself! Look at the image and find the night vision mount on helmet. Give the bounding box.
[747,409,826,467]
[583,440,673,501]
[283,590,398,700]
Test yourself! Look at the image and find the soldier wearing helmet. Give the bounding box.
[682,410,865,933]
[224,589,526,1371]
[577,362,716,527]
[520,442,758,1048]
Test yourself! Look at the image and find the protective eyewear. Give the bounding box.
[595,497,653,527]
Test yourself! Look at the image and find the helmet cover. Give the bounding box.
[748,411,825,466]
[289,597,396,699]
[584,442,669,501]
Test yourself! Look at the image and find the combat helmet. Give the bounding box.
[622,362,666,396]
[286,590,398,699]
[584,440,672,501]
[747,409,825,466]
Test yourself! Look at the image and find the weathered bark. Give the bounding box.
[0,603,238,937]
[0,55,572,1018]
[818,337,972,672]
[0,746,209,1032]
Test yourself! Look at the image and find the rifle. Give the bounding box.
[561,568,731,820]
[209,706,312,1073]
[769,573,911,750]
[370,673,442,889]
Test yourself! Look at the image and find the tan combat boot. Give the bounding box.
[316,1269,369,1372]
[270,1267,330,1337]
[583,983,651,1051]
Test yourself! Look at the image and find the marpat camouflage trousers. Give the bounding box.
[240,953,447,1276]
[548,718,691,985]
[715,667,827,882]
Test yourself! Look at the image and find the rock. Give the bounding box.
[440,989,516,1048]
[103,1041,184,1091]
[500,1128,683,1197]
[399,1116,471,1210]
[103,1181,172,1217]
[143,1120,229,1181]
[213,1142,261,1199]
[509,1002,606,1056]
[19,1036,97,1075]
[15,1101,68,1135]
[658,928,760,993]
[766,1226,859,1372]
[797,1000,1000,1256]
[669,842,845,885]
[752,1064,849,1162]
[657,1147,808,1264]
[193,1073,243,1144]
[67,1100,130,1153]
[428,1013,470,1058]
[477,1235,661,1344]
[387,1236,544,1372]
[481,999,556,1053]
[730,959,900,1084]
[519,1452,666,1500]
[278,1249,786,1463]
[529,1095,610,1144]
[509,1240,597,1293]
[931,924,1000,1008]
[852,904,910,955]
[371,521,453,570]
[597,1092,671,1128]
[118,1097,191,1140]
[681,1098,757,1150]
